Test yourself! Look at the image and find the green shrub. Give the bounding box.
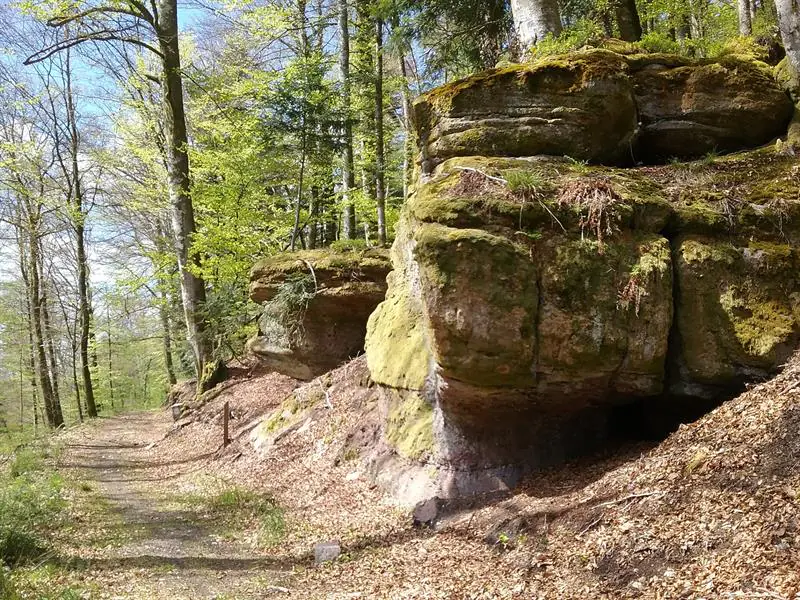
[531,20,604,57]
[637,32,682,55]
[9,448,43,478]
[0,450,65,566]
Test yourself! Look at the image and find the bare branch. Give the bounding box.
[47,6,150,27]
[25,34,163,65]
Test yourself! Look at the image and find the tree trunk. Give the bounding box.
[339,0,356,239]
[27,230,62,428]
[397,42,414,202]
[510,0,562,50]
[39,278,62,414]
[290,140,307,251]
[106,306,115,408]
[615,0,643,41]
[157,0,212,385]
[64,49,98,418]
[776,0,800,74]
[374,18,387,246]
[159,290,178,386]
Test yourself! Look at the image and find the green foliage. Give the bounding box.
[532,20,605,57]
[638,32,682,54]
[504,169,547,194]
[0,444,66,566]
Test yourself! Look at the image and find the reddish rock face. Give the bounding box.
[248,248,391,380]
[414,49,793,170]
[366,148,800,499]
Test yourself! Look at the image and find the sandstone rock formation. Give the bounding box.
[415,49,793,169]
[248,248,391,380]
[366,148,800,500]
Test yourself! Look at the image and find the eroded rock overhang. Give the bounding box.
[365,148,800,498]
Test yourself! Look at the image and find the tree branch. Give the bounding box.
[47,6,149,27]
[25,34,163,65]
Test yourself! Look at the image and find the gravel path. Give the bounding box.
[61,412,287,600]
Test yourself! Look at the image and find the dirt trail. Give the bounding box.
[61,412,287,600]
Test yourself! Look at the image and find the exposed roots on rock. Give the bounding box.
[556,178,623,252]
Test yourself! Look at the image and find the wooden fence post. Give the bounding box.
[223,401,230,447]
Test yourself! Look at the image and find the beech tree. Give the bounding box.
[510,0,562,50]
[776,0,800,73]
[25,0,215,388]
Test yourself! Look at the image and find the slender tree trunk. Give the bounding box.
[290,138,307,251]
[776,0,800,74]
[615,0,642,41]
[39,281,62,414]
[510,0,562,50]
[160,290,177,386]
[157,0,212,385]
[26,230,62,428]
[62,45,98,418]
[374,17,387,246]
[106,306,115,408]
[339,0,356,239]
[75,220,98,417]
[397,44,414,201]
[72,339,83,423]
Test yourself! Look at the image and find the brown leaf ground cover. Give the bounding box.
[51,353,800,599]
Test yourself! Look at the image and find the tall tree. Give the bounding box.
[738,0,752,35]
[776,0,800,74]
[374,16,387,246]
[27,0,216,388]
[339,0,357,239]
[615,0,642,41]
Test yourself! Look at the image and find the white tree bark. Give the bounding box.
[738,0,752,35]
[510,0,562,51]
[776,0,800,75]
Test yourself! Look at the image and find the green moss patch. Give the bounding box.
[385,392,435,461]
[720,286,797,356]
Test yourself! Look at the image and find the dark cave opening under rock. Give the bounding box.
[436,384,749,483]
[605,388,745,444]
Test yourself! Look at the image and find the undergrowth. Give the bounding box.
[0,440,88,599]
[176,485,286,547]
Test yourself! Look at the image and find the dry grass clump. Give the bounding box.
[617,276,648,315]
[556,177,623,252]
[447,169,505,198]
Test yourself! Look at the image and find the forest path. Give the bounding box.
[60,412,288,599]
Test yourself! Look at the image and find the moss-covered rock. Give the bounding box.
[248,247,391,380]
[365,146,800,498]
[415,49,638,170]
[415,49,792,169]
[673,236,800,389]
[633,56,793,160]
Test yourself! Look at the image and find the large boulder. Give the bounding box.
[633,56,794,160]
[248,248,391,380]
[415,50,638,171]
[366,150,800,497]
[415,49,793,170]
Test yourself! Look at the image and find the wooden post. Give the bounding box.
[223,401,230,447]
